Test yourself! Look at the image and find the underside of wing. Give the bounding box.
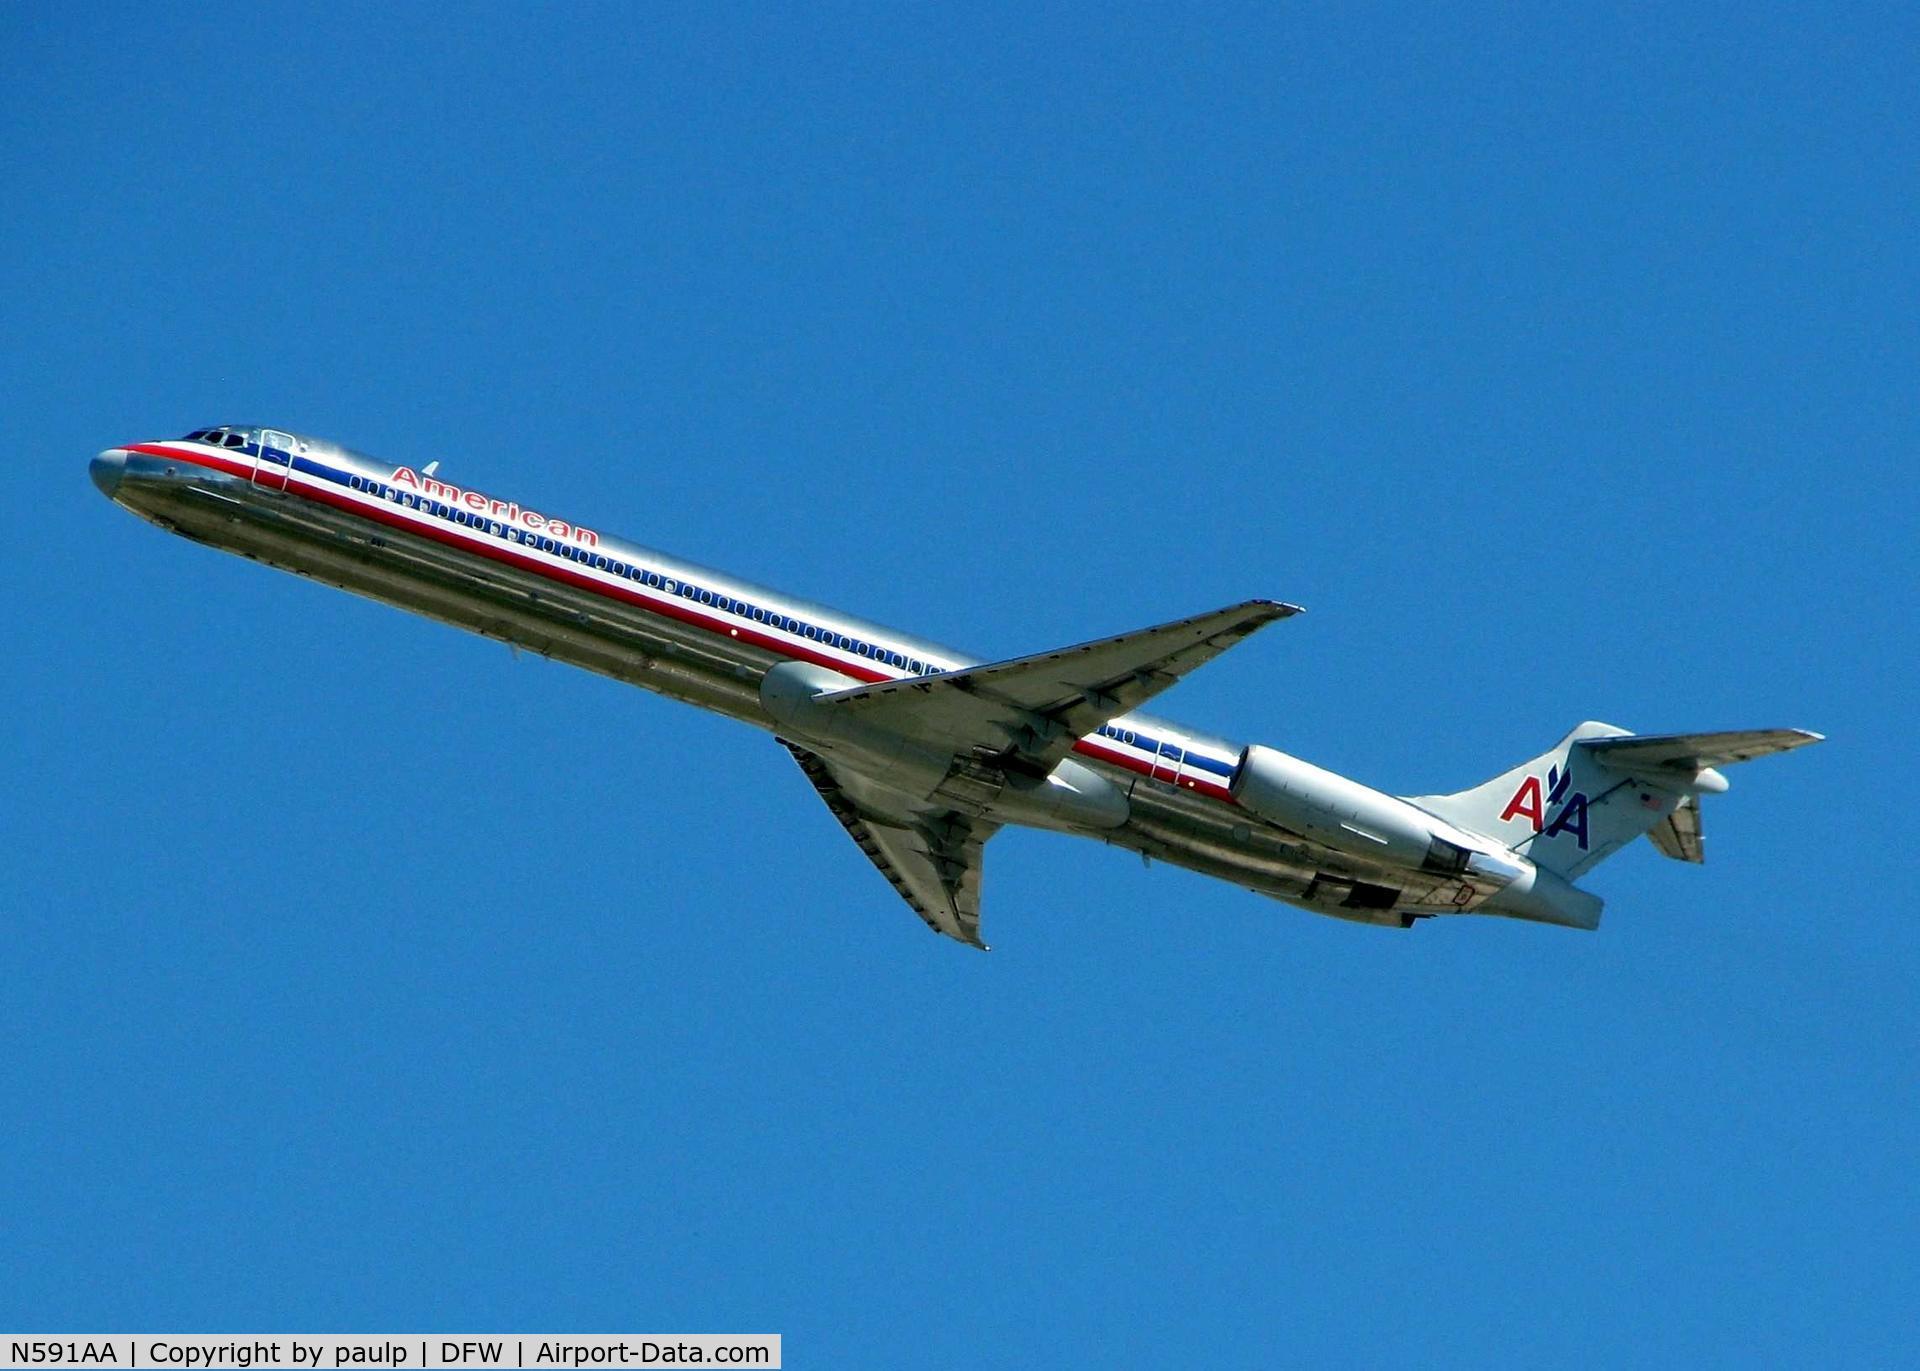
[811,599,1298,770]
[783,741,997,949]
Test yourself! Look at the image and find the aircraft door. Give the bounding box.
[253,429,298,492]
[1151,734,1188,788]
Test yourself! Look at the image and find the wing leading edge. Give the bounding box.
[780,599,1299,948]
[810,598,1299,771]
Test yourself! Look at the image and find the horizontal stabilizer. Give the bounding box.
[1581,728,1823,774]
[1414,721,1820,880]
[816,599,1299,769]
[1648,793,1705,863]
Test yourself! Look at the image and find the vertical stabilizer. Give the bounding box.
[1410,724,1821,879]
[1410,722,1676,879]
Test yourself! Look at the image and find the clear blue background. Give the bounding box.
[4,4,1913,1363]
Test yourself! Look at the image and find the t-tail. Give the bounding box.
[1409,723,1823,929]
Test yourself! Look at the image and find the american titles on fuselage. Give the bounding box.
[359,464,945,677]
[388,466,600,549]
[94,424,1821,943]
[142,429,1242,793]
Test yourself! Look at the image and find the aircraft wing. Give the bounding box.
[812,599,1299,771]
[1582,728,1824,773]
[783,741,998,949]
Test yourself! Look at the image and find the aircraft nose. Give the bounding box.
[90,448,128,498]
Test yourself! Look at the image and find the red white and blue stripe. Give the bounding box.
[118,436,1243,801]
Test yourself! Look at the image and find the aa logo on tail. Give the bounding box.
[1501,764,1589,849]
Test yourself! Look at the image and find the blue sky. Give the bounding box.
[4,3,1914,1363]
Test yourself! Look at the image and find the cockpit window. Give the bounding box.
[222,432,247,449]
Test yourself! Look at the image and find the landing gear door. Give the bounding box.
[254,429,298,492]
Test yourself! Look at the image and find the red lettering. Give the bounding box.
[391,466,419,488]
[1500,776,1544,832]
[462,490,487,511]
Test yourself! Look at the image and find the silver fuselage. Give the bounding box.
[90,428,1569,931]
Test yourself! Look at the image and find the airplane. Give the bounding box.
[90,426,1821,949]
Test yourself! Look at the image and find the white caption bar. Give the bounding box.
[0,1338,778,1370]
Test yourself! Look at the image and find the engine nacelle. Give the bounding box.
[1230,743,1486,875]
